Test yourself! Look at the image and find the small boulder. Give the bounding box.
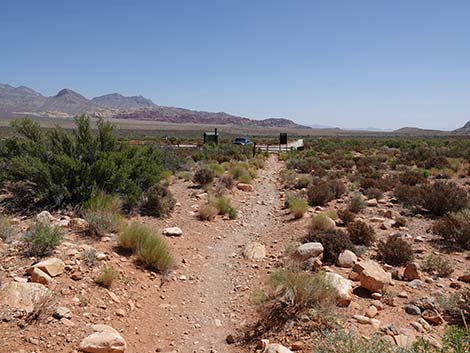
[337,250,357,268]
[162,227,183,237]
[35,211,55,224]
[237,183,254,192]
[0,282,50,314]
[261,339,293,353]
[243,242,266,260]
[358,260,391,293]
[293,242,323,262]
[422,310,443,325]
[403,263,420,281]
[79,324,127,353]
[458,274,470,283]
[33,258,65,277]
[54,306,72,319]
[31,267,52,285]
[405,304,422,316]
[325,272,353,307]
[70,218,89,231]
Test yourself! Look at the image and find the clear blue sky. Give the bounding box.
[1,0,469,130]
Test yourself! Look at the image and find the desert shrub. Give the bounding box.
[198,204,218,221]
[338,208,356,225]
[95,265,118,288]
[280,169,297,188]
[177,171,193,182]
[219,174,234,189]
[421,255,453,277]
[393,216,407,228]
[310,214,336,231]
[347,220,376,246]
[83,248,97,267]
[348,193,366,213]
[0,215,13,242]
[393,184,423,208]
[82,193,122,236]
[228,162,253,182]
[328,179,347,198]
[288,197,308,219]
[140,184,175,217]
[399,170,428,186]
[137,232,174,272]
[228,207,238,220]
[432,210,470,249]
[193,166,214,185]
[84,193,121,213]
[307,182,334,206]
[325,209,338,220]
[208,162,224,177]
[421,181,469,216]
[294,175,312,189]
[0,117,166,211]
[118,222,153,251]
[213,196,236,216]
[425,156,451,170]
[254,270,335,331]
[365,187,383,201]
[23,221,63,257]
[194,143,252,163]
[377,236,414,266]
[238,173,253,184]
[304,229,354,264]
[439,289,470,329]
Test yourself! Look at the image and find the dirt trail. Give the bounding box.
[126,155,283,353]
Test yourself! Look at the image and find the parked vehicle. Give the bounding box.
[232,137,253,145]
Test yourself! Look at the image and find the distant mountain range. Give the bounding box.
[0,83,309,129]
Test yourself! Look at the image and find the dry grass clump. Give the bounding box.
[288,197,308,219]
[208,162,224,177]
[219,174,235,190]
[137,233,175,272]
[0,215,13,243]
[365,187,383,201]
[393,184,423,208]
[198,204,218,221]
[253,270,335,332]
[337,208,356,225]
[82,193,122,236]
[176,171,193,181]
[23,221,63,257]
[95,265,119,288]
[399,170,428,186]
[212,196,237,219]
[118,222,174,272]
[348,193,366,213]
[307,181,333,206]
[377,236,414,266]
[294,175,312,189]
[304,229,354,264]
[310,214,336,231]
[421,255,453,278]
[347,220,376,246]
[193,166,215,185]
[432,210,470,249]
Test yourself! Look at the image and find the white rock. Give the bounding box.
[337,250,357,268]
[237,183,254,192]
[32,258,65,277]
[0,282,50,314]
[325,272,353,307]
[35,211,55,223]
[243,242,266,260]
[79,324,127,353]
[294,242,323,261]
[261,339,293,353]
[162,227,183,237]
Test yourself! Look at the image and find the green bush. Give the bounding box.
[137,232,174,272]
[212,196,237,217]
[23,221,63,257]
[338,208,356,225]
[198,204,218,221]
[140,184,175,217]
[421,255,453,278]
[347,220,376,246]
[307,182,334,206]
[310,214,336,231]
[208,162,224,177]
[95,265,118,288]
[82,193,122,236]
[0,117,166,211]
[288,198,308,219]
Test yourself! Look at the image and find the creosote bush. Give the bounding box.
[304,229,354,264]
[310,214,336,231]
[95,265,118,288]
[377,236,414,266]
[393,184,423,208]
[432,210,470,250]
[140,184,175,217]
[347,220,376,246]
[307,182,333,206]
[288,198,308,219]
[23,221,63,257]
[0,117,166,211]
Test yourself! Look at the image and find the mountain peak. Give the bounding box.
[55,88,84,98]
